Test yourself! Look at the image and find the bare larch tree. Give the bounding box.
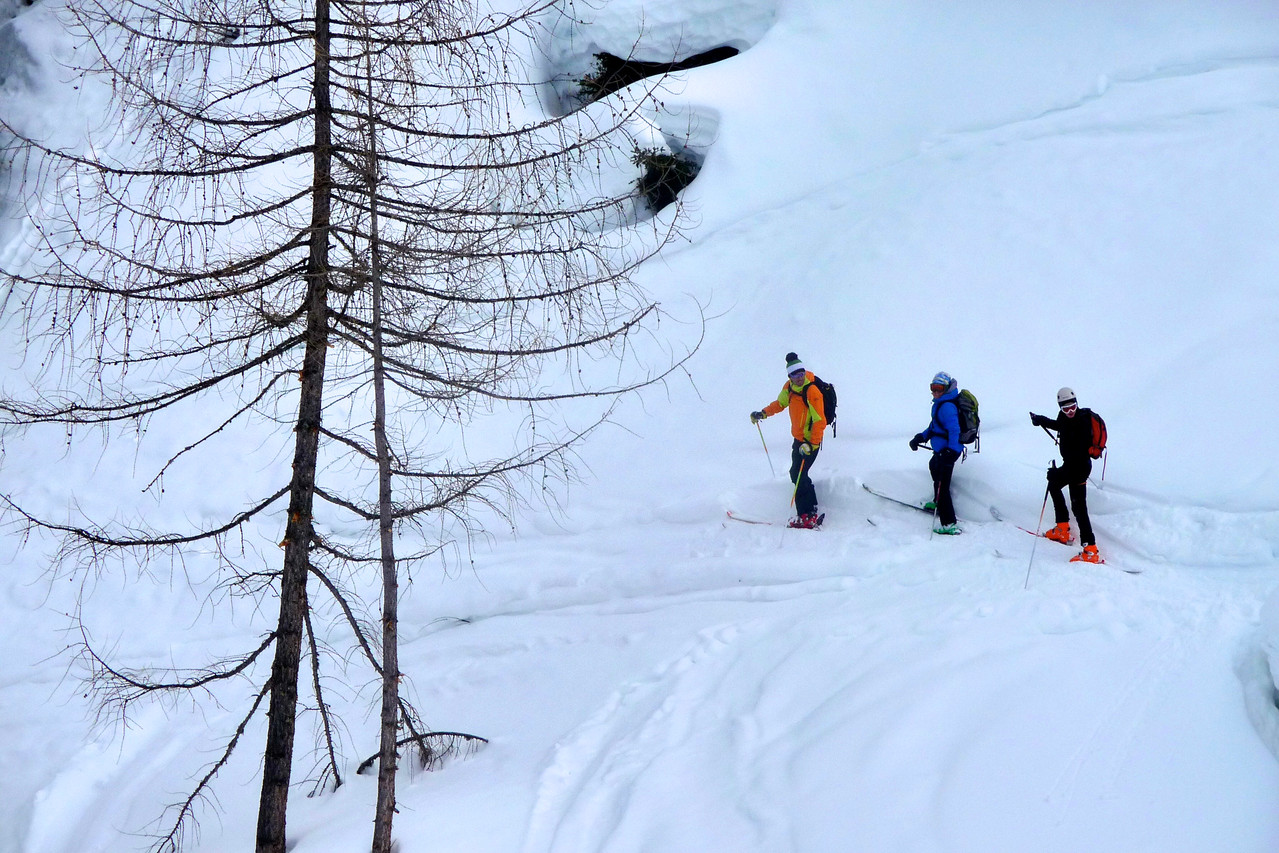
[0,0,696,850]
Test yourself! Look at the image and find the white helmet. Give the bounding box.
[1057,387,1077,407]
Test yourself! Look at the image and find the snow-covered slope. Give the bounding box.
[4,1,1279,851]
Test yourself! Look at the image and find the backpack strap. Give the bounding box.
[931,398,958,434]
[800,381,823,436]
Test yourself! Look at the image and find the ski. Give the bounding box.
[989,507,1137,572]
[726,510,824,529]
[990,506,1072,544]
[725,510,774,526]
[1025,526,1070,543]
[862,483,933,514]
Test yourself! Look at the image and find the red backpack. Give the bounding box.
[1088,411,1107,459]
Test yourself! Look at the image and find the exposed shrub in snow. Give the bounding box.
[632,147,701,213]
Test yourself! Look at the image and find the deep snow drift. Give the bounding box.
[4,1,1279,852]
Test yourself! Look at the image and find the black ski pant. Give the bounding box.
[1048,459,1094,546]
[928,451,957,526]
[789,440,820,517]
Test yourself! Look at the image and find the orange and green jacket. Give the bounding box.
[761,371,827,445]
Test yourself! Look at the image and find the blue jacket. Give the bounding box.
[921,387,963,454]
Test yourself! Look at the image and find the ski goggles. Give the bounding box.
[1059,399,1078,413]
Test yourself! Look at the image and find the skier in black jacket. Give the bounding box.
[1030,387,1102,564]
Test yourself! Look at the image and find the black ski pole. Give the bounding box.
[1024,462,1054,590]
[929,482,940,539]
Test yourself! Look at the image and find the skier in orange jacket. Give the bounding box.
[751,352,827,528]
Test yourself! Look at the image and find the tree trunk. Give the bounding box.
[256,1,333,850]
[368,55,401,853]
[369,298,399,851]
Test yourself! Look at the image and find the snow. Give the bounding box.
[4,0,1279,852]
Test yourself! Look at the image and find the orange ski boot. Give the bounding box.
[1044,522,1074,544]
[1070,544,1102,564]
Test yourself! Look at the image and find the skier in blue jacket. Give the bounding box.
[909,371,963,534]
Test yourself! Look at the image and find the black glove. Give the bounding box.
[909,433,924,451]
[750,410,766,424]
[1030,412,1051,428]
[938,447,960,464]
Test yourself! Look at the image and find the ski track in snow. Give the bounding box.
[7,457,1279,852]
[7,1,1279,850]
[506,493,1277,852]
[932,56,1279,150]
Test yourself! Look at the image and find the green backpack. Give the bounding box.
[953,389,980,447]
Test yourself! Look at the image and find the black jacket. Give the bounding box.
[1040,408,1097,464]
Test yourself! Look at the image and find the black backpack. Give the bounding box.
[805,376,838,437]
